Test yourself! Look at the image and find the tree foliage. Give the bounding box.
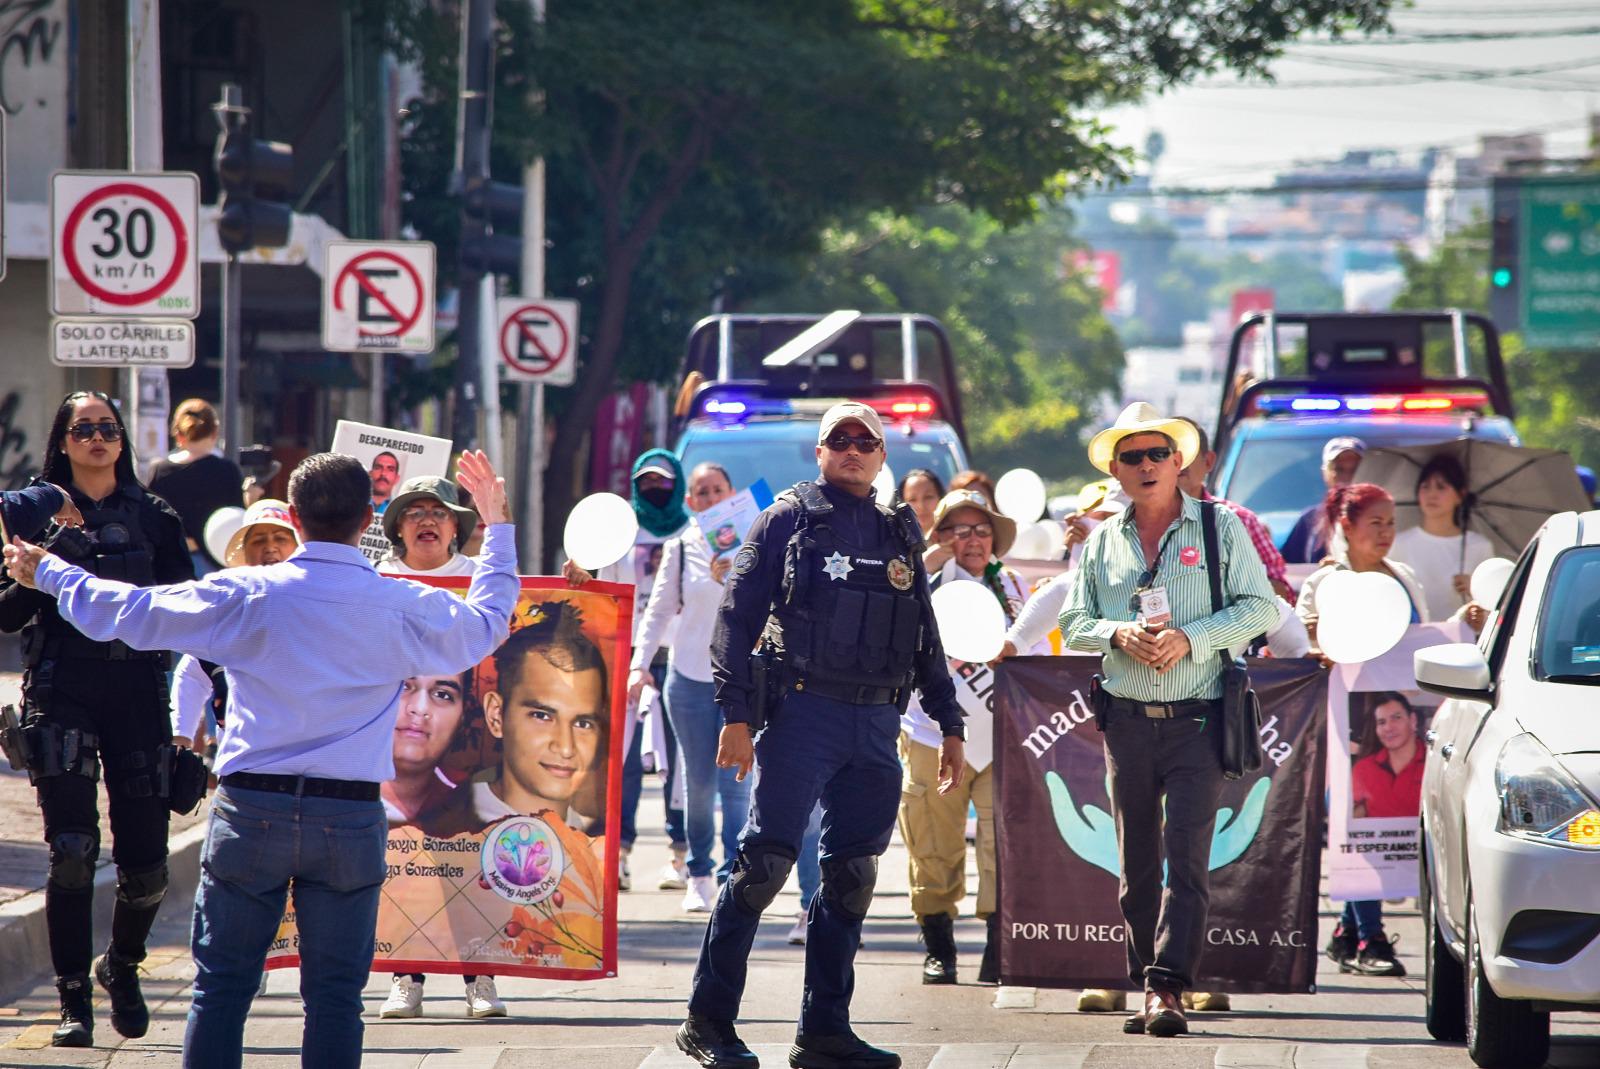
[371,0,1396,562]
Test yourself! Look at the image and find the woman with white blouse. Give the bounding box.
[628,462,749,913]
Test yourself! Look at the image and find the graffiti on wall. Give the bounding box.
[0,0,62,117]
[0,392,36,490]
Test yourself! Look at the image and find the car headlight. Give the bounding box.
[1495,733,1600,849]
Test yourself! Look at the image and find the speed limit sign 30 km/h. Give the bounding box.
[50,171,201,318]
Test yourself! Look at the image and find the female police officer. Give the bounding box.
[675,402,965,1069]
[0,391,192,1047]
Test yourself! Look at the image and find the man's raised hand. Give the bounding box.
[455,450,509,526]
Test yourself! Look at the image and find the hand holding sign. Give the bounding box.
[563,493,639,570]
[931,580,1006,663]
[1315,570,1411,664]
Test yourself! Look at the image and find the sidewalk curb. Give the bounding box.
[0,818,208,987]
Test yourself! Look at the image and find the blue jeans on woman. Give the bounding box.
[183,786,387,1069]
[1341,899,1384,941]
[665,668,752,880]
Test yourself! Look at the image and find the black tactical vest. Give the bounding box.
[25,486,161,656]
[762,481,924,688]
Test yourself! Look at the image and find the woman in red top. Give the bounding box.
[1351,693,1426,819]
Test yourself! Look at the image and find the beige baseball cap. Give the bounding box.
[817,401,885,444]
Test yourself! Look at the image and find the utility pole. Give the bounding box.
[452,0,496,452]
[213,87,248,466]
[126,0,166,473]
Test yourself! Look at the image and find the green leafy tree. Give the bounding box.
[376,0,1395,561]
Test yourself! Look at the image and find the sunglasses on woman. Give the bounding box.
[67,420,123,443]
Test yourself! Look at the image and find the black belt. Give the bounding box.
[1106,695,1220,720]
[220,772,381,801]
[785,672,903,707]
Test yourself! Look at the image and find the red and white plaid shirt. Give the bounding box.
[1206,491,1287,585]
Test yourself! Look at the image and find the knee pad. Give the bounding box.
[820,854,878,920]
[48,831,99,892]
[727,843,796,916]
[116,862,168,910]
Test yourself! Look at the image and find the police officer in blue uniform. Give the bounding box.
[0,392,193,1048]
[675,402,966,1069]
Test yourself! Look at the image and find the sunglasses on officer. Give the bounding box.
[67,420,124,443]
[823,432,883,454]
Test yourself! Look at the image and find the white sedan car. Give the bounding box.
[1415,510,1600,1068]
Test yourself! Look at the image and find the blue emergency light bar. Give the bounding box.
[694,387,941,422]
[1253,391,1489,416]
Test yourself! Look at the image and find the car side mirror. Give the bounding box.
[1415,643,1495,705]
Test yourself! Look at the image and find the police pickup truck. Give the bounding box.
[1209,310,1520,548]
[672,311,972,493]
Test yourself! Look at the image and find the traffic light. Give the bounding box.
[1488,176,1520,332]
[213,129,295,254]
[460,175,523,276]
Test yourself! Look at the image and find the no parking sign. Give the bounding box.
[496,297,578,386]
[50,172,200,318]
[322,240,437,353]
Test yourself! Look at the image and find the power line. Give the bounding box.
[1299,24,1600,43]
[1394,4,1599,17]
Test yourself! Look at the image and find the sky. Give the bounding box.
[1103,0,1600,188]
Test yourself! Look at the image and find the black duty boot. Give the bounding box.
[918,913,957,985]
[95,949,150,1038]
[976,913,1000,985]
[790,1032,901,1069]
[51,974,93,1048]
[676,1014,760,1068]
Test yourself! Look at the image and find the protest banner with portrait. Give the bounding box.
[1326,621,1470,902]
[694,479,773,559]
[263,578,631,980]
[330,420,453,562]
[993,655,1327,992]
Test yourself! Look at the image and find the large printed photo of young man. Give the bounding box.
[265,579,631,981]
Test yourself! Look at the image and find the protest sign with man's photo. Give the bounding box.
[264,578,632,980]
[330,420,453,562]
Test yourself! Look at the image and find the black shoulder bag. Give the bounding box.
[1199,500,1264,781]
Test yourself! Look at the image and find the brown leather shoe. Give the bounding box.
[1143,988,1187,1037]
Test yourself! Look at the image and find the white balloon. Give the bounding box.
[1470,557,1515,607]
[203,507,245,567]
[1316,570,1411,664]
[931,579,1007,663]
[1009,520,1058,560]
[563,493,640,571]
[873,463,897,510]
[995,468,1047,523]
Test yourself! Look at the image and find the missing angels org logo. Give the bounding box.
[1045,771,1271,879]
[482,815,567,905]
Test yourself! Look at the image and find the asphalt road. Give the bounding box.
[1,794,1596,1069]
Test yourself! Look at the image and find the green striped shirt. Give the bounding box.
[1060,492,1278,701]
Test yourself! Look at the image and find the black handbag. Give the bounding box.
[1199,501,1264,781]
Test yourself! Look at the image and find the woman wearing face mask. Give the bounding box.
[0,391,193,1048]
[1296,483,1424,981]
[627,462,751,914]
[902,489,1037,988]
[1388,455,1493,625]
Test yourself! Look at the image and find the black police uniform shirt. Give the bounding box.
[709,477,964,736]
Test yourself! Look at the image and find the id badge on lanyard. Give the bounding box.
[1137,586,1172,629]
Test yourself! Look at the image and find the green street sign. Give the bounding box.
[1520,174,1600,350]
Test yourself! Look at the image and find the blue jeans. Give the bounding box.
[689,691,901,1035]
[621,662,686,848]
[797,803,823,909]
[665,669,752,879]
[183,786,387,1069]
[1341,899,1384,942]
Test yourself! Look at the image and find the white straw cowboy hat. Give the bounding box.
[1086,402,1202,476]
[926,489,1017,558]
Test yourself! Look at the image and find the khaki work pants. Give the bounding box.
[896,732,995,920]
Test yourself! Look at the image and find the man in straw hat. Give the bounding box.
[1061,403,1277,1038]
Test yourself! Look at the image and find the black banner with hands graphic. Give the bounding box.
[993,656,1327,993]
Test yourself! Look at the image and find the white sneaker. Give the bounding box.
[682,875,716,913]
[787,911,808,946]
[379,975,424,1019]
[465,976,506,1018]
[619,848,633,892]
[657,859,688,891]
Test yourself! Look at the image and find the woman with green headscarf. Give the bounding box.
[563,448,691,893]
